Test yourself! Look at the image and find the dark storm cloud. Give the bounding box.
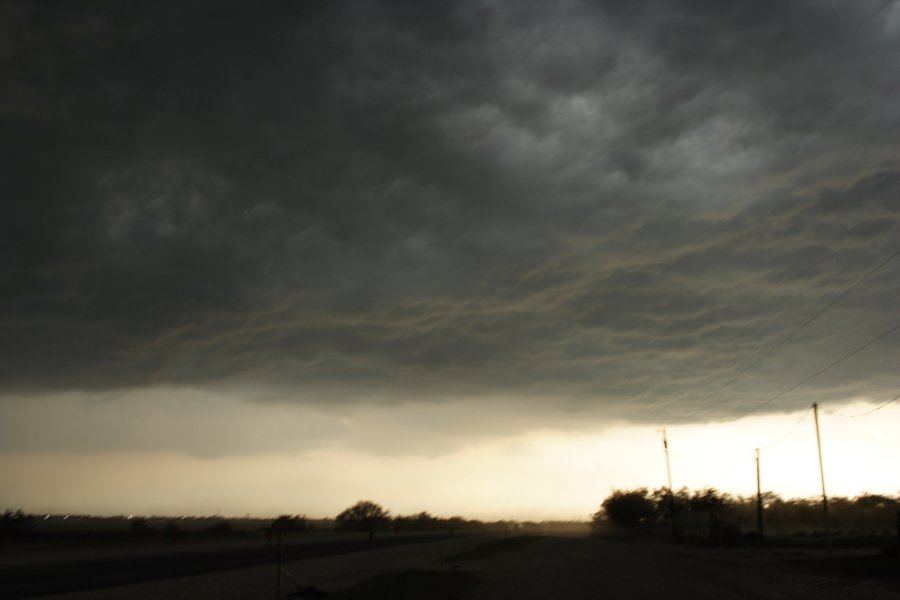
[2,0,899,423]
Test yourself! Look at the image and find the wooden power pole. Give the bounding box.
[755,448,764,536]
[812,403,832,552]
[661,428,678,537]
[662,427,674,493]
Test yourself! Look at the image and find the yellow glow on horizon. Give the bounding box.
[1,400,897,521]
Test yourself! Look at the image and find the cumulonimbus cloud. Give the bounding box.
[2,0,899,427]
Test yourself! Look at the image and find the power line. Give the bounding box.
[827,393,900,418]
[704,451,753,485]
[734,320,900,420]
[759,407,811,450]
[696,245,900,404]
[708,408,810,483]
[703,409,810,487]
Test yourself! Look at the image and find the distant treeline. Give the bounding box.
[332,500,513,535]
[0,509,273,543]
[0,501,527,544]
[593,487,900,538]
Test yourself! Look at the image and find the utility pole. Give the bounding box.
[661,427,678,538]
[755,448,764,536]
[661,427,674,491]
[812,403,832,552]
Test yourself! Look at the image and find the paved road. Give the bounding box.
[0,533,453,599]
[466,536,900,600]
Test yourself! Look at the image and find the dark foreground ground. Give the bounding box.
[5,534,900,599]
[449,536,900,600]
[0,533,452,599]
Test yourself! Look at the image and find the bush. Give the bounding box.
[595,489,656,528]
[686,488,732,512]
[272,514,310,532]
[392,512,439,531]
[335,501,391,533]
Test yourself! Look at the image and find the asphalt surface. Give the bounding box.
[0,533,452,599]
[467,536,900,600]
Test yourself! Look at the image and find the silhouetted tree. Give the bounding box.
[595,487,900,538]
[854,494,897,509]
[272,514,310,532]
[686,488,732,513]
[392,511,438,532]
[595,489,656,528]
[335,501,390,537]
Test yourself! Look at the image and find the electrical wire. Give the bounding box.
[705,453,754,486]
[699,408,810,487]
[694,246,900,405]
[758,407,811,450]
[733,320,900,420]
[827,393,900,418]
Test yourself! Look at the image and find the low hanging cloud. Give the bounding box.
[2,0,899,438]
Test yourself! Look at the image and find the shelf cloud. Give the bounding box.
[3,0,899,452]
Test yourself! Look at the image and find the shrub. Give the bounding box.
[272,514,310,532]
[335,501,391,533]
[595,489,656,528]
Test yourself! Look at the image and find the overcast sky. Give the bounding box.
[2,1,899,515]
